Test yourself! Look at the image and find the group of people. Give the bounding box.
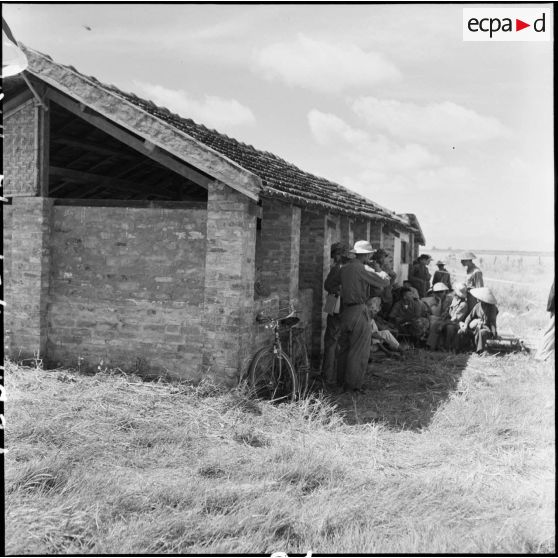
[322,240,500,393]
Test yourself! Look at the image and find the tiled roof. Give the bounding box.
[400,213,426,245]
[104,87,408,224]
[27,48,414,228]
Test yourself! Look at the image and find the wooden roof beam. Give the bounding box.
[50,165,144,192]
[46,88,214,191]
[51,136,138,160]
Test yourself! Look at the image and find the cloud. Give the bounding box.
[351,97,509,145]
[308,109,440,173]
[133,81,256,131]
[255,34,400,92]
[307,110,369,145]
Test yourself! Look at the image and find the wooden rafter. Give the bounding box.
[114,160,149,179]
[75,184,105,199]
[51,136,137,160]
[45,88,215,190]
[49,181,71,195]
[50,165,142,191]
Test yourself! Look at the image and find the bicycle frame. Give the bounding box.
[250,305,310,400]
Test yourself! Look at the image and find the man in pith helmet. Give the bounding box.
[432,260,452,291]
[422,282,451,350]
[330,240,390,393]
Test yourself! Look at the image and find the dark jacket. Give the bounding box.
[331,258,389,306]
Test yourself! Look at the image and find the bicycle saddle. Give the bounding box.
[279,315,300,328]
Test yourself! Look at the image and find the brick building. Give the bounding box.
[2,46,425,383]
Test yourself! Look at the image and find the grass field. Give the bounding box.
[4,347,555,554]
[5,252,555,554]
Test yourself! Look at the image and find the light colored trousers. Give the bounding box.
[372,330,400,350]
[536,314,555,361]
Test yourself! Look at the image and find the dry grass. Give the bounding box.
[5,346,555,554]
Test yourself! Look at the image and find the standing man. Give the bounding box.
[333,240,390,393]
[460,251,484,307]
[432,260,452,290]
[409,254,432,298]
[535,279,555,362]
[321,242,350,387]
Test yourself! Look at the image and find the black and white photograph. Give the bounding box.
[1,2,554,555]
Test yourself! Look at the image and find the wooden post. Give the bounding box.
[37,100,50,196]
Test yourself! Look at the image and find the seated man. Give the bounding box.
[442,282,469,352]
[366,296,402,358]
[402,280,420,300]
[421,282,451,350]
[460,287,499,353]
[389,287,430,345]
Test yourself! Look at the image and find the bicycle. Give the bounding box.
[247,306,310,402]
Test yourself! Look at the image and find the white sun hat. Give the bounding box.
[432,282,449,292]
[350,240,374,254]
[453,282,468,297]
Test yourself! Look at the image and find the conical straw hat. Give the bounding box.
[470,287,497,305]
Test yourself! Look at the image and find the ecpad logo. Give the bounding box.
[463,8,552,41]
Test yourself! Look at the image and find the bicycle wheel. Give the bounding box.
[290,334,310,398]
[248,346,297,402]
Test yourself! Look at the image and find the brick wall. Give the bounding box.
[3,101,39,196]
[46,204,207,378]
[339,215,353,247]
[353,220,369,243]
[3,197,53,359]
[256,198,301,308]
[202,181,258,385]
[299,210,328,365]
[383,231,396,264]
[370,221,383,249]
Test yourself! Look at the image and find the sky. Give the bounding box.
[4,2,554,252]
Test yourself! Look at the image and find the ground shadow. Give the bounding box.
[329,350,471,431]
